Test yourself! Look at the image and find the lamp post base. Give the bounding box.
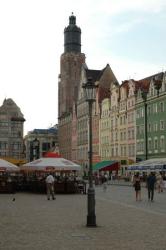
[86,187,96,227]
[87,215,96,227]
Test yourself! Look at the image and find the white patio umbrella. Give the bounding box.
[21,157,81,172]
[0,159,20,172]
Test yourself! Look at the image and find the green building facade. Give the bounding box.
[136,72,166,161]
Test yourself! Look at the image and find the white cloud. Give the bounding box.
[93,0,166,15]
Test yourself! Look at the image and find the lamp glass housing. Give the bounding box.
[83,78,96,102]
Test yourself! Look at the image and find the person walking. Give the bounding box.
[133,172,142,201]
[45,173,55,200]
[156,172,163,193]
[103,181,107,192]
[146,172,156,202]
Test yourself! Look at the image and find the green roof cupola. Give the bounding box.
[64,13,81,53]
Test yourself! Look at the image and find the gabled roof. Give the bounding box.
[0,98,24,119]
[140,72,164,82]
[97,64,119,103]
[85,69,102,82]
[99,64,119,87]
[138,72,164,92]
[120,80,130,96]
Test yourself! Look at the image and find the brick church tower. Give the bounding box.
[58,14,85,159]
[58,14,85,117]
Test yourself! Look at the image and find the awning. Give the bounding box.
[93,160,119,172]
[128,158,166,171]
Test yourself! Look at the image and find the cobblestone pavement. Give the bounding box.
[0,185,166,250]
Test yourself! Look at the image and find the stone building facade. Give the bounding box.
[24,126,58,162]
[126,80,136,164]
[0,98,25,164]
[77,65,103,168]
[100,98,111,160]
[109,82,120,161]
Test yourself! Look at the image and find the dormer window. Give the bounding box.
[150,87,154,96]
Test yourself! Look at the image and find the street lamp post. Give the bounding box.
[141,90,148,160]
[82,77,97,227]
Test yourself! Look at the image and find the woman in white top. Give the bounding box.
[156,173,163,193]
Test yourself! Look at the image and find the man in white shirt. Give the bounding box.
[45,173,55,200]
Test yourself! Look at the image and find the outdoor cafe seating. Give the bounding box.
[20,154,85,194]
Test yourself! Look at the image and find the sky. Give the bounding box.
[0,0,165,135]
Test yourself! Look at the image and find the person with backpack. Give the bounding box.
[146,172,156,202]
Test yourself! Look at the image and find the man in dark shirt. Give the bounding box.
[147,172,156,202]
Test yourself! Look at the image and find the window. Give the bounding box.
[141,141,144,151]
[141,108,144,117]
[120,132,123,140]
[111,119,113,128]
[128,130,131,140]
[121,146,123,156]
[116,147,118,156]
[160,102,164,112]
[124,146,126,156]
[160,120,164,130]
[128,145,131,156]
[164,82,166,92]
[154,123,158,132]
[153,103,158,113]
[136,142,140,152]
[148,124,151,132]
[136,110,140,119]
[147,106,151,115]
[150,87,154,96]
[141,125,144,134]
[0,142,7,149]
[128,113,131,123]
[42,142,50,151]
[112,148,114,157]
[111,132,113,141]
[132,145,135,156]
[148,139,152,151]
[115,118,118,126]
[120,116,122,125]
[160,137,165,151]
[11,142,20,150]
[154,138,158,150]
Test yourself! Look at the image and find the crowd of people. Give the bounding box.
[132,171,165,202]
